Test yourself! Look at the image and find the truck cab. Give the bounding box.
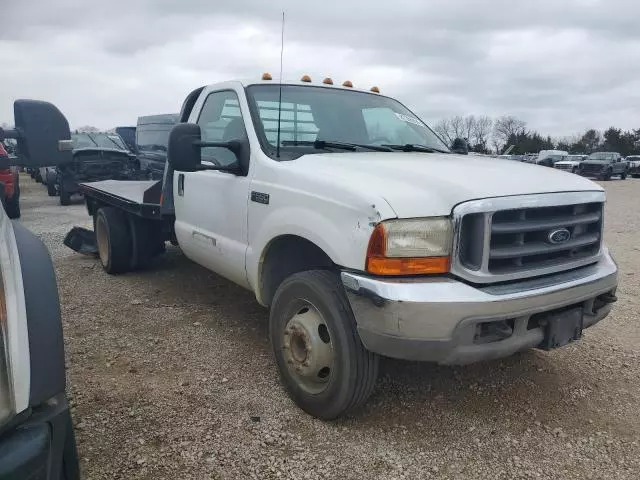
[55,76,618,420]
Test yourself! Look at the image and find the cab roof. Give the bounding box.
[208,76,384,96]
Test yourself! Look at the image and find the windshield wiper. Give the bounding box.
[281,140,393,152]
[381,144,450,154]
[106,136,125,150]
[85,133,100,147]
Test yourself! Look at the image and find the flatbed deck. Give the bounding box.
[80,179,165,219]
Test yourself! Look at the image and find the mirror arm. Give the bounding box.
[0,127,20,140]
[195,141,232,149]
[194,164,240,173]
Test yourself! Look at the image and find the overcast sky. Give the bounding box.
[1,0,638,137]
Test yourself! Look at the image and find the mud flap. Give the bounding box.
[63,227,98,255]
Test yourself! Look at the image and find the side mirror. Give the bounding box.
[451,137,469,155]
[0,100,73,168]
[167,123,202,172]
[167,122,243,173]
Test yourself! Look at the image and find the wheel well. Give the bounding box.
[259,235,334,307]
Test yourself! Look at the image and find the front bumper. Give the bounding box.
[0,395,78,480]
[341,249,618,364]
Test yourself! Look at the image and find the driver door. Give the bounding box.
[173,89,251,288]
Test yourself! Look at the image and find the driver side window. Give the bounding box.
[197,90,247,167]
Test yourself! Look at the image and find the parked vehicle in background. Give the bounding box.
[53,76,618,419]
[52,132,139,205]
[579,152,628,180]
[554,154,587,174]
[0,107,80,479]
[115,126,137,154]
[0,142,20,218]
[626,155,640,178]
[136,114,179,180]
[535,150,568,167]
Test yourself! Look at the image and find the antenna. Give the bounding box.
[276,12,285,158]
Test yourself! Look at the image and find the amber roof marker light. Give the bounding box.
[262,72,273,80]
[301,74,312,82]
[322,77,334,85]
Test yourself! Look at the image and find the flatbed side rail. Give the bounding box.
[79,182,163,220]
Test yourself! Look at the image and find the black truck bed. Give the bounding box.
[79,180,165,219]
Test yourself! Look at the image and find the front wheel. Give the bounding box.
[269,270,379,420]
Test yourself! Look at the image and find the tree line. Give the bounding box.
[433,115,640,157]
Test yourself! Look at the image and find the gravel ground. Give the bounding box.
[17,174,640,479]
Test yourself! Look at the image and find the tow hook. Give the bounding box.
[599,292,617,305]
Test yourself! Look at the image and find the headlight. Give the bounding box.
[366,218,452,275]
[0,275,14,427]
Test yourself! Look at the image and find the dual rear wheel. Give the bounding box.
[94,207,165,274]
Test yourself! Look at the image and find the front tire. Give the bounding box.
[269,270,379,420]
[95,207,132,274]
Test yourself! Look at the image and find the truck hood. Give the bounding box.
[580,160,610,167]
[555,160,581,166]
[290,152,603,218]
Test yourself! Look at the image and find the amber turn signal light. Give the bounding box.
[366,223,451,275]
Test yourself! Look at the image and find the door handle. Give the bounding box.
[178,173,184,196]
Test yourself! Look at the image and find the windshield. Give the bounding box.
[136,125,174,153]
[546,155,565,163]
[107,135,127,150]
[71,133,127,150]
[245,85,449,159]
[587,152,615,161]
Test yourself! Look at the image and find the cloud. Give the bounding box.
[1,0,639,136]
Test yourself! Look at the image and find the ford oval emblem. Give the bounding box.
[548,228,571,244]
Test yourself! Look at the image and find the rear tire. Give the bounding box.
[127,216,165,270]
[621,171,627,180]
[95,207,132,274]
[269,270,379,420]
[59,181,71,206]
[47,178,57,196]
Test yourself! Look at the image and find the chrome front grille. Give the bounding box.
[580,163,605,175]
[452,192,605,284]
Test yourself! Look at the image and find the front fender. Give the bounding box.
[246,201,394,302]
